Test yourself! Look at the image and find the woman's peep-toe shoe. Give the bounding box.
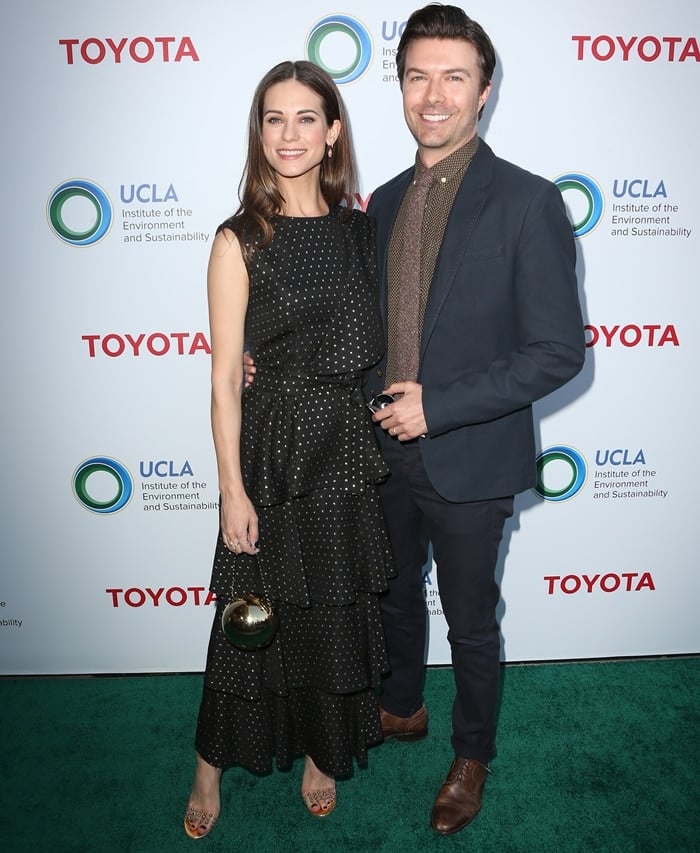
[184,806,218,839]
[302,787,336,818]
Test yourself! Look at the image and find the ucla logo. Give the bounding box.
[72,456,133,513]
[612,179,666,199]
[595,449,645,466]
[47,179,113,246]
[534,445,587,502]
[554,172,604,238]
[139,459,194,477]
[306,14,373,84]
[120,183,179,203]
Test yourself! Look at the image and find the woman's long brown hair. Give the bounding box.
[221,60,356,264]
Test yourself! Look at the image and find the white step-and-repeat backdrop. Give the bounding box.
[2,0,697,674]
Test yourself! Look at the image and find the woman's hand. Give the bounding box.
[243,351,256,388]
[220,490,260,555]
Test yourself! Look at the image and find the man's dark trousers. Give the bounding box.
[378,438,513,765]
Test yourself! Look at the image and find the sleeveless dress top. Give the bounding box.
[196,207,395,778]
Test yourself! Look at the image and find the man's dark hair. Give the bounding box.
[396,4,496,93]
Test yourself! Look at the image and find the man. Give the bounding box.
[366,4,585,836]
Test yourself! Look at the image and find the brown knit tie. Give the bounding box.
[388,168,434,384]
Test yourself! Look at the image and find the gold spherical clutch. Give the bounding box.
[221,593,279,651]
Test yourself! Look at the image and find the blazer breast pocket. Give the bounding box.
[462,244,505,262]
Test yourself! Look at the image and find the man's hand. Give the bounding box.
[243,351,256,388]
[371,381,428,441]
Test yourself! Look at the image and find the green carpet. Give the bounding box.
[1,658,698,852]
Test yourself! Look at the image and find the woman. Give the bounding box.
[184,60,394,838]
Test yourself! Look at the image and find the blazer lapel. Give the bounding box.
[420,141,494,360]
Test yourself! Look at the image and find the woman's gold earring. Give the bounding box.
[327,145,333,159]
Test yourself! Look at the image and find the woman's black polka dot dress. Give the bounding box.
[195,207,395,779]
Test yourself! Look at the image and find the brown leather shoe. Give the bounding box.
[379,705,428,741]
[430,757,489,835]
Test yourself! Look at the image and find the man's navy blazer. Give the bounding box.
[366,139,585,503]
